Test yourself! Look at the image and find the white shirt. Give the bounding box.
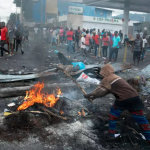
[43,28,47,35]
[143,39,147,48]
[81,37,86,49]
[34,28,38,34]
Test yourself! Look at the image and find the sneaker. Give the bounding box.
[5,52,9,55]
[21,51,24,55]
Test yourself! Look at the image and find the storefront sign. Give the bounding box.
[68,6,83,15]
[93,17,119,23]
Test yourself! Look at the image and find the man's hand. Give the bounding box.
[84,94,95,101]
[84,94,92,99]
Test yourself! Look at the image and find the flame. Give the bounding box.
[78,108,86,116]
[60,110,64,115]
[17,82,62,111]
[78,111,82,116]
[82,108,86,116]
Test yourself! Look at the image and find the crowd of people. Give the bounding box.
[33,25,150,65]
[1,22,150,65]
[0,21,29,58]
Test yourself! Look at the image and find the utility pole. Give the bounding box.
[20,0,23,23]
[16,6,17,23]
[41,0,43,23]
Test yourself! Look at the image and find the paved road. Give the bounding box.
[0,35,150,72]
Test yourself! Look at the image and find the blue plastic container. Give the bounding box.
[71,62,85,70]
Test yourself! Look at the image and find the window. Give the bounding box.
[95,11,97,15]
[107,12,110,17]
[100,11,103,16]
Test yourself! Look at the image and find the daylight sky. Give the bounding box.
[0,0,146,23]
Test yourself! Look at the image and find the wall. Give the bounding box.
[57,0,112,18]
[95,8,112,18]
[67,14,83,29]
[83,22,122,33]
[32,0,46,23]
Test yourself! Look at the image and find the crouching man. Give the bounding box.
[84,64,150,145]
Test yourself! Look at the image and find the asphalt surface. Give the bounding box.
[0,34,150,72]
[0,34,150,150]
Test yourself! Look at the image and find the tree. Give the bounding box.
[13,0,21,7]
[9,13,20,24]
[13,0,33,20]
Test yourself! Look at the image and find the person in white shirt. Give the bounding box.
[81,33,86,56]
[34,27,38,39]
[141,36,147,61]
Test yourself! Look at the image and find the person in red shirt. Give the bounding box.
[92,31,99,57]
[85,30,91,53]
[102,33,109,57]
[0,22,9,58]
[67,28,74,53]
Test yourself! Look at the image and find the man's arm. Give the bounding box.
[132,40,135,53]
[141,40,143,52]
[84,85,110,101]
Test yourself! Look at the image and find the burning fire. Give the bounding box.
[60,110,64,115]
[17,82,62,111]
[78,108,86,116]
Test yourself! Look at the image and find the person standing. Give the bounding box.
[15,25,24,55]
[124,34,129,45]
[132,34,143,65]
[51,27,57,47]
[34,26,38,38]
[0,22,10,58]
[109,31,121,62]
[92,31,99,57]
[102,33,109,57]
[97,29,101,36]
[43,26,47,41]
[84,64,150,146]
[75,27,81,51]
[59,26,64,44]
[141,36,147,62]
[81,33,86,56]
[67,28,74,53]
[9,23,15,56]
[85,30,91,53]
[24,25,29,41]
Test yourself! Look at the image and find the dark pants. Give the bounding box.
[76,38,79,50]
[109,48,118,61]
[95,44,99,57]
[124,38,129,45]
[103,46,108,57]
[109,106,150,145]
[1,40,9,57]
[16,40,23,53]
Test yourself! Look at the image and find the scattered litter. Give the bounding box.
[55,50,58,53]
[115,134,120,138]
[4,112,12,116]
[18,71,22,74]
[77,72,100,85]
[4,109,10,112]
[9,69,14,72]
[134,68,138,71]
[140,133,146,140]
[71,62,85,70]
[33,68,38,71]
[7,102,16,107]
[144,100,148,103]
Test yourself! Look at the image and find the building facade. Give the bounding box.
[32,0,112,23]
